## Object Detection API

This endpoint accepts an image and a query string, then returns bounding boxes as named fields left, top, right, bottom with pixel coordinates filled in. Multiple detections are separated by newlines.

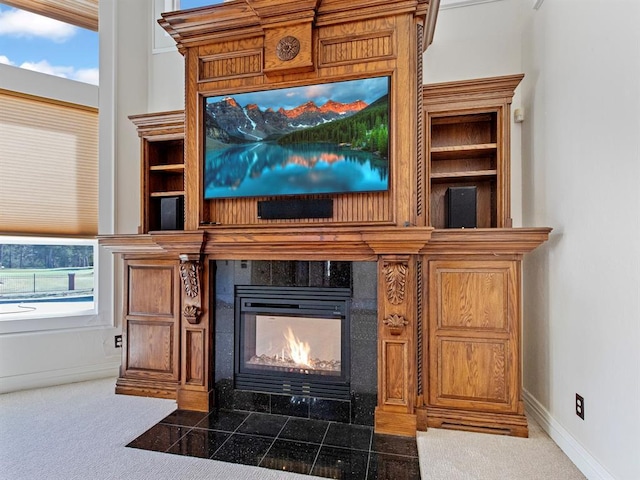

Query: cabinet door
left=122, top=258, right=180, bottom=382
left=427, top=258, right=519, bottom=413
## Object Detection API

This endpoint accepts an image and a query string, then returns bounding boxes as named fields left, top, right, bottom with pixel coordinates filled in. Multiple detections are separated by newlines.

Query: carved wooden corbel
left=179, top=255, right=202, bottom=324
left=382, top=261, right=408, bottom=305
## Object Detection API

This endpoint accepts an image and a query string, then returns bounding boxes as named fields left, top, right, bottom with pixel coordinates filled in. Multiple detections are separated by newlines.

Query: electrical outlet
left=114, top=335, right=123, bottom=348
left=575, top=393, right=584, bottom=420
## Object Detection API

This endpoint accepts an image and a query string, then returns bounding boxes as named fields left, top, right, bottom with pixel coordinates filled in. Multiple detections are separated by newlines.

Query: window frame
left=0, top=236, right=101, bottom=334
left=0, top=35, right=113, bottom=335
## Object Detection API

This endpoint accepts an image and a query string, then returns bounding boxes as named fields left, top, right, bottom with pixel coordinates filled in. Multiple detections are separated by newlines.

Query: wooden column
left=176, top=254, right=213, bottom=411
left=375, top=254, right=418, bottom=436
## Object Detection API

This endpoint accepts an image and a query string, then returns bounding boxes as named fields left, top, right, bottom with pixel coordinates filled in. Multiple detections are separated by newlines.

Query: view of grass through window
left=0, top=243, right=94, bottom=307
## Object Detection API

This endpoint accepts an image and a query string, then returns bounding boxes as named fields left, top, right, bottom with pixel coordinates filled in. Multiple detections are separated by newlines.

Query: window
left=0, top=2, right=98, bottom=85
left=0, top=237, right=95, bottom=322
left=179, top=0, right=224, bottom=8
left=0, top=2, right=103, bottom=333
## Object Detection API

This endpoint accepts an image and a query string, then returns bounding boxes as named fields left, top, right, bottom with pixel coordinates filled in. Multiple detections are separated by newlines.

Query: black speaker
left=446, top=186, right=477, bottom=228
left=257, top=198, right=333, bottom=220
left=160, top=196, right=184, bottom=230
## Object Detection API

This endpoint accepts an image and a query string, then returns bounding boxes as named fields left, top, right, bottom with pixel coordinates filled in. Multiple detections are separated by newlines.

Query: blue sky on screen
left=206, top=77, right=389, bottom=112
left=0, top=3, right=98, bottom=85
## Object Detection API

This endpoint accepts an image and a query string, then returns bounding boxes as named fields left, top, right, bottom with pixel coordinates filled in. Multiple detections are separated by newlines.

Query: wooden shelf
left=431, top=143, right=497, bottom=160
left=150, top=164, right=185, bottom=173
left=430, top=169, right=498, bottom=182
left=430, top=113, right=495, bottom=126
left=150, top=191, right=185, bottom=197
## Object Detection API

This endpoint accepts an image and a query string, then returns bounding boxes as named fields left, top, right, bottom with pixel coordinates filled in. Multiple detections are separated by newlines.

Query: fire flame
left=284, top=327, right=313, bottom=368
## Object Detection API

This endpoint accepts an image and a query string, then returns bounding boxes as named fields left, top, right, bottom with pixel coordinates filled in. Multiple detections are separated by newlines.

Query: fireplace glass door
left=235, top=286, right=350, bottom=399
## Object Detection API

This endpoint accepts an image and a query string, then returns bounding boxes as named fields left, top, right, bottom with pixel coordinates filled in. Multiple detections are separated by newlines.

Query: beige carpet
left=0, top=377, right=585, bottom=479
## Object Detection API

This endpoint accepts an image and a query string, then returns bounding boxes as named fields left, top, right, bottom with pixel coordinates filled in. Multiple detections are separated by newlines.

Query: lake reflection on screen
left=204, top=142, right=389, bottom=199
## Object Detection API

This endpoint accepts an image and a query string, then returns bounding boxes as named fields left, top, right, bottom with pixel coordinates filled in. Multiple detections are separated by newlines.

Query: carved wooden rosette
left=376, top=255, right=417, bottom=436
left=179, top=255, right=202, bottom=324
left=276, top=36, right=300, bottom=61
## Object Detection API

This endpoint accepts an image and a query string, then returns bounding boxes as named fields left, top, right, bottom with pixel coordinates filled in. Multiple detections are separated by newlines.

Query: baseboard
left=523, top=389, right=615, bottom=480
left=0, top=362, right=120, bottom=394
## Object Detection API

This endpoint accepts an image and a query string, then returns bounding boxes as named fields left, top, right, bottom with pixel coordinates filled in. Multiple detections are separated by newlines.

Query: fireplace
left=235, top=286, right=351, bottom=400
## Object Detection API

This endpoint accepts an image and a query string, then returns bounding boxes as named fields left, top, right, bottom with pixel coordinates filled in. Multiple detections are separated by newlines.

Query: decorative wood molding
left=100, top=227, right=433, bottom=260
left=179, top=255, right=202, bottom=325
left=383, top=314, right=409, bottom=335
left=179, top=260, right=200, bottom=298
left=199, top=51, right=263, bottom=82
left=422, top=228, right=552, bottom=255
left=183, top=305, right=201, bottom=324
left=128, top=111, right=184, bottom=138
left=319, top=31, right=395, bottom=66
left=416, top=25, right=425, bottom=220
left=416, top=260, right=424, bottom=396
left=276, top=36, right=301, bottom=61
left=423, top=74, right=525, bottom=107
left=382, top=261, right=409, bottom=305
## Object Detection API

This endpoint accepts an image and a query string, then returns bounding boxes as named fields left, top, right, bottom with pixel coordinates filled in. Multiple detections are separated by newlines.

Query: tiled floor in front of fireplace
left=127, top=409, right=421, bottom=479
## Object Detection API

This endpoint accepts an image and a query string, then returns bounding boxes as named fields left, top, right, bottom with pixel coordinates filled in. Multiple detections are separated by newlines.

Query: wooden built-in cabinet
left=424, top=75, right=523, bottom=229
left=116, top=257, right=181, bottom=399
left=129, top=111, right=185, bottom=233
left=421, top=253, right=527, bottom=436
left=414, top=74, right=536, bottom=436
left=100, top=0, right=551, bottom=439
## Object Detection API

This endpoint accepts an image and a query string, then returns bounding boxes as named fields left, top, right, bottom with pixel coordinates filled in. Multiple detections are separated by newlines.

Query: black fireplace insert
left=235, top=286, right=351, bottom=400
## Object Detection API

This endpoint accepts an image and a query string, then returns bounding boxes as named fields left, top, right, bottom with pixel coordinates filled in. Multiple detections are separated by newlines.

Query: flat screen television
left=203, top=76, right=390, bottom=200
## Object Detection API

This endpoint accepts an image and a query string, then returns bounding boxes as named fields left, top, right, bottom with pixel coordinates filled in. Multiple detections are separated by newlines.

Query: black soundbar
left=257, top=198, right=333, bottom=220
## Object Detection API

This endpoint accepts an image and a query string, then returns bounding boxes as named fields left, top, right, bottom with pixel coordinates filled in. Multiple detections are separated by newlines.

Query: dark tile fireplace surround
left=215, top=260, right=378, bottom=426
left=128, top=261, right=421, bottom=479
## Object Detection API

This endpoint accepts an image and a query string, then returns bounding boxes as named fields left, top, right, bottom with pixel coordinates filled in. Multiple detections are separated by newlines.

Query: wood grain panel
left=185, top=329, right=204, bottom=385
left=207, top=191, right=393, bottom=226
left=127, top=321, right=174, bottom=373
left=439, top=268, right=507, bottom=331
left=438, top=339, right=508, bottom=403
left=319, top=31, right=394, bottom=66
left=199, top=50, right=262, bottom=82
left=128, top=265, right=175, bottom=316
left=383, top=340, right=407, bottom=405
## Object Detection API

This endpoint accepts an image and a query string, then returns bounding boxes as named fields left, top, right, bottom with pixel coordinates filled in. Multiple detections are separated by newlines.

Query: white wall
left=521, top=1, right=640, bottom=479
left=425, top=1, right=640, bottom=478
left=423, top=0, right=525, bottom=226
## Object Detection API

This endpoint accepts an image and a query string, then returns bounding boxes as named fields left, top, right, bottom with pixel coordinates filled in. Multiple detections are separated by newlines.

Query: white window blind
left=0, top=90, right=98, bottom=237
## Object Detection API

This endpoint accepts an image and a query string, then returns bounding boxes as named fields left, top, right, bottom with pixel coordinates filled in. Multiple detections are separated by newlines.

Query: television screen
left=203, top=76, right=390, bottom=200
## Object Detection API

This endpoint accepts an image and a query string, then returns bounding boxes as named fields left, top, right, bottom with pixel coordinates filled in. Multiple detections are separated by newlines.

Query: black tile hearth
left=312, top=445, right=370, bottom=480
left=260, top=439, right=320, bottom=474
left=279, top=417, right=329, bottom=444
left=236, top=411, right=288, bottom=437
left=212, top=433, right=274, bottom=466
left=126, top=409, right=421, bottom=479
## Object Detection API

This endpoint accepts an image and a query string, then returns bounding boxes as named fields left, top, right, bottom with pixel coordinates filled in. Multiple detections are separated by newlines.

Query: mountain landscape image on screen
left=203, top=76, right=390, bottom=199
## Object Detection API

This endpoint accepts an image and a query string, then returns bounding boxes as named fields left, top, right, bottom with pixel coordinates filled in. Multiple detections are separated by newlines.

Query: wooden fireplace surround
left=100, top=0, right=550, bottom=438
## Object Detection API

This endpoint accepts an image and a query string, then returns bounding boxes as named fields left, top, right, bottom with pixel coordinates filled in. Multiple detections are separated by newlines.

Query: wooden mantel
left=100, top=226, right=435, bottom=260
